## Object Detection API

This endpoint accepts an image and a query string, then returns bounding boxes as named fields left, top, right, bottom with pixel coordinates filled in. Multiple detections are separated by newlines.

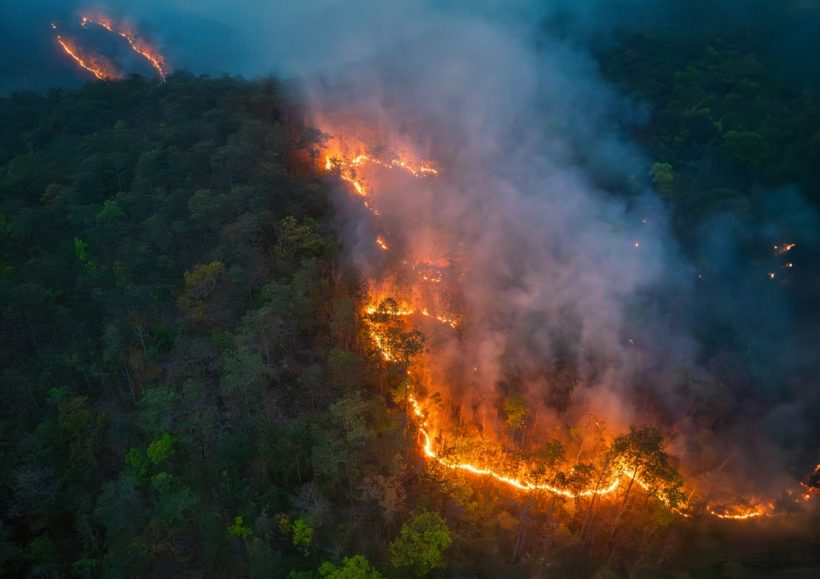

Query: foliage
left=649, top=162, right=676, bottom=198
left=503, top=393, right=528, bottom=431
left=0, top=75, right=345, bottom=577
left=228, top=515, right=252, bottom=539
left=612, top=425, right=684, bottom=508
left=146, top=433, right=175, bottom=465
left=319, top=554, right=384, bottom=578
left=389, top=511, right=452, bottom=576
left=291, top=518, right=314, bottom=555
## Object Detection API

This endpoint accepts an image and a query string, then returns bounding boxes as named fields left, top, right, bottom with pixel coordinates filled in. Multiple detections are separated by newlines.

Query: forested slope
left=1, top=25, right=820, bottom=576
left=0, top=74, right=409, bottom=577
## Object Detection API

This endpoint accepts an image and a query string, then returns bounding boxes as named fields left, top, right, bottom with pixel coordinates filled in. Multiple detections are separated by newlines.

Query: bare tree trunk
left=133, top=322, right=148, bottom=356
left=25, top=316, right=39, bottom=348
left=123, top=365, right=136, bottom=402
left=581, top=460, right=611, bottom=540
left=512, top=521, right=527, bottom=563
left=607, top=466, right=640, bottom=558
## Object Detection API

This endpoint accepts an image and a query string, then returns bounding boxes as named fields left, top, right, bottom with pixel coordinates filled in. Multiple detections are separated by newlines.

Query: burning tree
left=610, top=425, right=684, bottom=510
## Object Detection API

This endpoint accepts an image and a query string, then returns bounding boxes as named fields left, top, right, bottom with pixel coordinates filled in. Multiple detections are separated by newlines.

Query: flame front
left=52, top=15, right=166, bottom=81
left=81, top=15, right=167, bottom=81
left=707, top=505, right=768, bottom=520
left=54, top=26, right=119, bottom=80
left=410, top=394, right=624, bottom=499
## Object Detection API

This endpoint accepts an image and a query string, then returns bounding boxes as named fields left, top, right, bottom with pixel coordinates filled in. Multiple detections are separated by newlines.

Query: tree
left=188, top=188, right=230, bottom=233
left=389, top=512, right=451, bottom=576
left=98, top=199, right=125, bottom=223
left=607, top=425, right=684, bottom=554
left=275, top=215, right=324, bottom=260
left=146, top=433, right=175, bottom=465
left=319, top=554, right=383, bottom=579
left=720, top=130, right=772, bottom=170
left=178, top=261, right=225, bottom=321
left=276, top=514, right=314, bottom=556
left=220, top=346, right=267, bottom=423
left=370, top=307, right=425, bottom=365
left=228, top=516, right=252, bottom=540
left=535, top=439, right=564, bottom=468
left=611, top=425, right=683, bottom=511
left=366, top=298, right=426, bottom=411
left=57, top=395, right=105, bottom=480
left=649, top=162, right=677, bottom=198
left=503, top=393, right=528, bottom=444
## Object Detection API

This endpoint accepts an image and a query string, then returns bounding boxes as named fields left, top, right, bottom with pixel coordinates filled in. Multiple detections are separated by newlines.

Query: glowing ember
left=773, top=242, right=796, bottom=255
left=803, top=464, right=820, bottom=494
left=376, top=236, right=390, bottom=251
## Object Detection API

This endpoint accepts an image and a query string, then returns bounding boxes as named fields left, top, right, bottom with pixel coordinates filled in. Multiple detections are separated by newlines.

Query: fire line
left=52, top=15, right=167, bottom=81
left=81, top=15, right=167, bottom=81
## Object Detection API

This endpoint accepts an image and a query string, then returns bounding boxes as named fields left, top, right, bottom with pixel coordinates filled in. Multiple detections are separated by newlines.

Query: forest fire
left=707, top=505, right=769, bottom=520
left=52, top=24, right=118, bottom=80
left=410, top=394, right=623, bottom=499
left=322, top=139, right=438, bottom=203
left=81, top=15, right=167, bottom=80
left=319, top=126, right=818, bottom=524
left=52, top=15, right=166, bottom=81
left=8, top=3, right=820, bottom=573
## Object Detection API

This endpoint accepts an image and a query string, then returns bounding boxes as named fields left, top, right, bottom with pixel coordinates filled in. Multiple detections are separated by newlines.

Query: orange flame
left=707, top=499, right=777, bottom=520
left=322, top=141, right=437, bottom=204
left=773, top=242, right=796, bottom=255
left=55, top=32, right=119, bottom=80
left=53, top=15, right=166, bottom=81
left=81, top=15, right=167, bottom=81
left=410, top=395, right=623, bottom=498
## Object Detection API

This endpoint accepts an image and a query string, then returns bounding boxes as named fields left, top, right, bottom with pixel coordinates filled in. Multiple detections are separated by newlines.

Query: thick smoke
left=305, top=11, right=693, bottom=438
